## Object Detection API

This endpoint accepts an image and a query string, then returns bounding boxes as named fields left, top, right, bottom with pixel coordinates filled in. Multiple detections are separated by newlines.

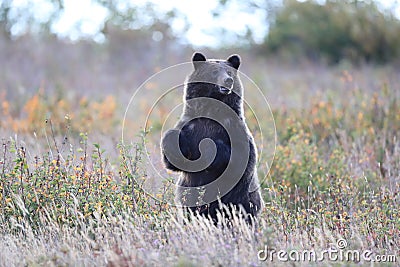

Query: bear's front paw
left=197, top=138, right=219, bottom=169
left=162, top=129, right=191, bottom=159
left=202, top=141, right=217, bottom=162
left=162, top=129, right=180, bottom=153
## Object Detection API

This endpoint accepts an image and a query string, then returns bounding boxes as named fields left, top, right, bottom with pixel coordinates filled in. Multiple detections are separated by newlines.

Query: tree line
left=1, top=0, right=399, bottom=64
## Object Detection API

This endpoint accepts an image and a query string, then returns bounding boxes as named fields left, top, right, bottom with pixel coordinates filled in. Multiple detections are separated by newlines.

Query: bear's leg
left=248, top=172, right=264, bottom=217
left=249, top=190, right=264, bottom=216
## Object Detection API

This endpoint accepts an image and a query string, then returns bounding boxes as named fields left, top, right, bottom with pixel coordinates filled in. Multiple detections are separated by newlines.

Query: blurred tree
left=214, top=0, right=280, bottom=47
left=0, top=0, right=182, bottom=42
left=0, top=0, right=11, bottom=36
left=0, top=0, right=57, bottom=37
left=215, top=0, right=400, bottom=63
left=0, top=0, right=63, bottom=37
left=264, top=0, right=400, bottom=63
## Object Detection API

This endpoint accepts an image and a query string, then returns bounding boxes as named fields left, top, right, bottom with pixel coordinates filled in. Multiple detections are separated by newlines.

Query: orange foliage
left=1, top=92, right=118, bottom=135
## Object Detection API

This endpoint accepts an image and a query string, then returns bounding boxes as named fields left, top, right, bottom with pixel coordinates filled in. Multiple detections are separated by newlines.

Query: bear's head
left=185, top=52, right=243, bottom=101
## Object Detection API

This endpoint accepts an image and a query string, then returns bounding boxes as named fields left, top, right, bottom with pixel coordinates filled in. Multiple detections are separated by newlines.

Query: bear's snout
left=218, top=77, right=234, bottom=95
left=224, top=77, right=234, bottom=89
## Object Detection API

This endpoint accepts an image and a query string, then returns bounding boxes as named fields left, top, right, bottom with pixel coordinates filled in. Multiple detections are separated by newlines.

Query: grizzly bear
left=161, top=52, right=263, bottom=221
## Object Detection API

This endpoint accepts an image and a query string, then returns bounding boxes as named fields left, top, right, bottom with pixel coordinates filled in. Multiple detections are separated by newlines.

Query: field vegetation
left=0, top=0, right=399, bottom=266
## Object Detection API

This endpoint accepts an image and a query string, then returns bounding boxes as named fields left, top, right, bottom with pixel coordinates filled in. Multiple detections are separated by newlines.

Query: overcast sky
left=9, top=0, right=400, bottom=47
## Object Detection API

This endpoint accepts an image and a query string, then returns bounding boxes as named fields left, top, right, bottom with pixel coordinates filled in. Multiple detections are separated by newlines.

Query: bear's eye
left=227, top=71, right=232, bottom=76
left=212, top=70, right=219, bottom=76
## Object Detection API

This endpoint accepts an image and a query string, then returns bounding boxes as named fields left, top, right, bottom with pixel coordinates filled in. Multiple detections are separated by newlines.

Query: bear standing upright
left=161, top=52, right=263, bottom=221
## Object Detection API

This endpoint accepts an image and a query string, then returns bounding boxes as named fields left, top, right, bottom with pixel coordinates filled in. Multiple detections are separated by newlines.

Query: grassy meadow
left=0, top=41, right=399, bottom=266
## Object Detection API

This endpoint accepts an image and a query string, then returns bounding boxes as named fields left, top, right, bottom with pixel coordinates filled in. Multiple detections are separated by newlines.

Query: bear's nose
left=224, top=77, right=234, bottom=88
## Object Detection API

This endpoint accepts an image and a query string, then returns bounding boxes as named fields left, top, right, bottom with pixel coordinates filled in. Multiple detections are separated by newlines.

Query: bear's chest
left=183, top=118, right=230, bottom=140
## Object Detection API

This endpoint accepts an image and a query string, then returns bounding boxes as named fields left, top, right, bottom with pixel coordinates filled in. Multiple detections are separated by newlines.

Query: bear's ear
left=227, top=54, right=241, bottom=70
left=192, top=52, right=206, bottom=63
